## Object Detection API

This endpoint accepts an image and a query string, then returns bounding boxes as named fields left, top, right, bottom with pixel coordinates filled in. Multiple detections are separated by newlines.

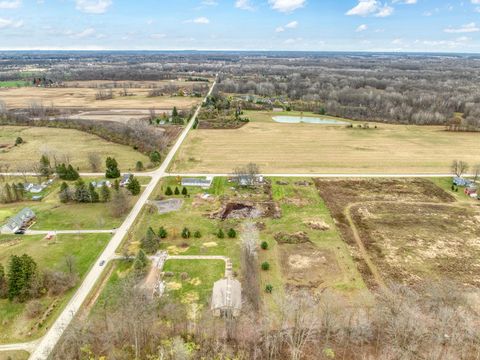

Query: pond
left=272, top=115, right=350, bottom=125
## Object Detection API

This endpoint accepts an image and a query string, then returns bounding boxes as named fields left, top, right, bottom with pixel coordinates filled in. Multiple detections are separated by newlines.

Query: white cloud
left=71, top=27, right=96, bottom=38
left=285, top=20, right=298, bottom=28
left=186, top=17, right=210, bottom=24
left=393, top=0, right=416, bottom=4
left=276, top=20, right=298, bottom=32
left=346, top=0, right=394, bottom=17
left=201, top=0, right=217, bottom=5
left=0, top=0, right=21, bottom=9
left=268, top=0, right=306, bottom=13
left=375, top=5, right=394, bottom=17
left=0, top=17, right=23, bottom=29
left=75, top=0, right=112, bottom=14
left=150, top=33, right=166, bottom=39
left=356, top=24, right=368, bottom=32
left=444, top=22, right=479, bottom=33
left=235, top=0, right=254, bottom=11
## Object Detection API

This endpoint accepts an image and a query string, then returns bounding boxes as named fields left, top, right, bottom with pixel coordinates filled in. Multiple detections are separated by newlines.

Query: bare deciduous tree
left=87, top=152, right=102, bottom=172
left=451, top=160, right=469, bottom=177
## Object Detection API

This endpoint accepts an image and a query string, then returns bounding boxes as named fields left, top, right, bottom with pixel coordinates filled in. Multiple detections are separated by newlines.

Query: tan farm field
left=0, top=87, right=201, bottom=110
left=172, top=111, right=480, bottom=174
left=0, top=126, right=149, bottom=172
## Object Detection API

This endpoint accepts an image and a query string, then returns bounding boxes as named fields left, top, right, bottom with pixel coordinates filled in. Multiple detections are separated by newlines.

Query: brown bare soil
left=279, top=242, right=339, bottom=289
left=351, top=202, right=480, bottom=286
left=315, top=178, right=480, bottom=287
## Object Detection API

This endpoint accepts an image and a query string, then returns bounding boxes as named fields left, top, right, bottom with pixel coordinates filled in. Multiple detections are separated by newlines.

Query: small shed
left=181, top=177, right=213, bottom=189
left=211, top=278, right=242, bottom=318
left=1, top=208, right=36, bottom=234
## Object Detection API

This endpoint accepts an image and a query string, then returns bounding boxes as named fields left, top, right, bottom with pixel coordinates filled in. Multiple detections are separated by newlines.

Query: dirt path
left=344, top=198, right=479, bottom=290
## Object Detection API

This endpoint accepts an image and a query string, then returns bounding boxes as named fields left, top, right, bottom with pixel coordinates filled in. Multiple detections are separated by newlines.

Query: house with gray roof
left=1, top=208, right=36, bottom=234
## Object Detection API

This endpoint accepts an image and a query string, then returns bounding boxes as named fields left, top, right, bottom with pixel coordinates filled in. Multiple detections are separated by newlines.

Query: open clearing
left=172, top=110, right=480, bottom=174
left=0, top=83, right=203, bottom=110
left=315, top=178, right=480, bottom=288
left=0, top=126, right=149, bottom=172
left=0, top=233, right=110, bottom=343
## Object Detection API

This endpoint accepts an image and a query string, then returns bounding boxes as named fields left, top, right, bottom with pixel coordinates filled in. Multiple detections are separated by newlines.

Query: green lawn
left=0, top=233, right=110, bottom=343
left=0, top=81, right=29, bottom=88
left=163, top=259, right=225, bottom=304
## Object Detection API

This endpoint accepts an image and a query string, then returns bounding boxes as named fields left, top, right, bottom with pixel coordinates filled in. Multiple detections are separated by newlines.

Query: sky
left=1, top=0, right=480, bottom=52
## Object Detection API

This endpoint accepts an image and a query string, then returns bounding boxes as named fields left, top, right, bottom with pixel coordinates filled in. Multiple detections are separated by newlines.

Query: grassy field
left=0, top=233, right=110, bottom=343
left=0, top=351, right=29, bottom=360
left=0, top=126, right=149, bottom=172
left=163, top=259, right=225, bottom=304
left=0, top=86, right=201, bottom=110
left=0, top=81, right=29, bottom=88
left=172, top=110, right=480, bottom=174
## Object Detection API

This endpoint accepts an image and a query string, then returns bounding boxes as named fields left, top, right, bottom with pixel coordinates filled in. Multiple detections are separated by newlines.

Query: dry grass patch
left=0, top=126, right=149, bottom=171
left=172, top=111, right=480, bottom=174
left=0, top=86, right=201, bottom=110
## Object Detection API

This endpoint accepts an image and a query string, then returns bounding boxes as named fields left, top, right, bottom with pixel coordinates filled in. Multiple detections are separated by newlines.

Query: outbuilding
left=181, top=177, right=213, bottom=189
left=211, top=278, right=242, bottom=318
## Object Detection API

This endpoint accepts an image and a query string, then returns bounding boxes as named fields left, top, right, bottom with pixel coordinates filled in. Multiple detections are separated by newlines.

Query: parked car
left=99, top=260, right=105, bottom=266
left=14, top=229, right=25, bottom=235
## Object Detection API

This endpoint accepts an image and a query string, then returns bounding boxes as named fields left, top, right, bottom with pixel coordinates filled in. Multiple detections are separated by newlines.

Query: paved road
left=0, top=340, right=39, bottom=353
left=25, top=230, right=116, bottom=235
left=26, top=77, right=218, bottom=360
left=0, top=172, right=154, bottom=177
left=168, top=172, right=462, bottom=178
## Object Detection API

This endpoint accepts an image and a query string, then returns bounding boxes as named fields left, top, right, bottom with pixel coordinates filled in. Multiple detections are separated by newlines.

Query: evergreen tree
left=7, top=254, right=37, bottom=302
left=158, top=226, right=168, bottom=239
left=12, top=183, right=19, bottom=202
left=0, top=263, right=7, bottom=299
left=4, top=183, right=12, bottom=203
left=39, top=155, right=52, bottom=177
left=133, top=249, right=148, bottom=272
left=74, top=179, right=90, bottom=203
left=174, top=187, right=180, bottom=195
left=127, top=176, right=141, bottom=196
left=15, top=137, right=23, bottom=145
left=55, top=163, right=67, bottom=179
left=66, top=164, right=80, bottom=180
left=100, top=183, right=111, bottom=202
left=141, top=227, right=159, bottom=254
left=135, top=161, right=144, bottom=171
left=172, top=106, right=179, bottom=118
left=181, top=187, right=188, bottom=196
left=16, top=183, right=24, bottom=200
left=113, top=179, right=120, bottom=191
left=193, top=230, right=202, bottom=238
left=165, top=186, right=173, bottom=196
left=181, top=227, right=191, bottom=239
left=88, top=183, right=100, bottom=203
left=217, top=229, right=225, bottom=239
left=227, top=228, right=237, bottom=238
left=105, top=157, right=120, bottom=179
left=149, top=151, right=161, bottom=164
left=59, top=182, right=70, bottom=203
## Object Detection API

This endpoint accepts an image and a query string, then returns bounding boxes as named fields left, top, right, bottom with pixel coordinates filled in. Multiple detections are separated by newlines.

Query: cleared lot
left=172, top=111, right=480, bottom=174
left=0, top=126, right=149, bottom=172
left=0, top=87, right=201, bottom=110
left=315, top=178, right=480, bottom=288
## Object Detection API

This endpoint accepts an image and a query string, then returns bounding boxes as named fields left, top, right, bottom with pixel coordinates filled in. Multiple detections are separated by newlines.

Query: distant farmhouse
left=211, top=278, right=242, bottom=318
left=120, top=174, right=133, bottom=187
left=1, top=208, right=36, bottom=234
left=181, top=177, right=213, bottom=189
